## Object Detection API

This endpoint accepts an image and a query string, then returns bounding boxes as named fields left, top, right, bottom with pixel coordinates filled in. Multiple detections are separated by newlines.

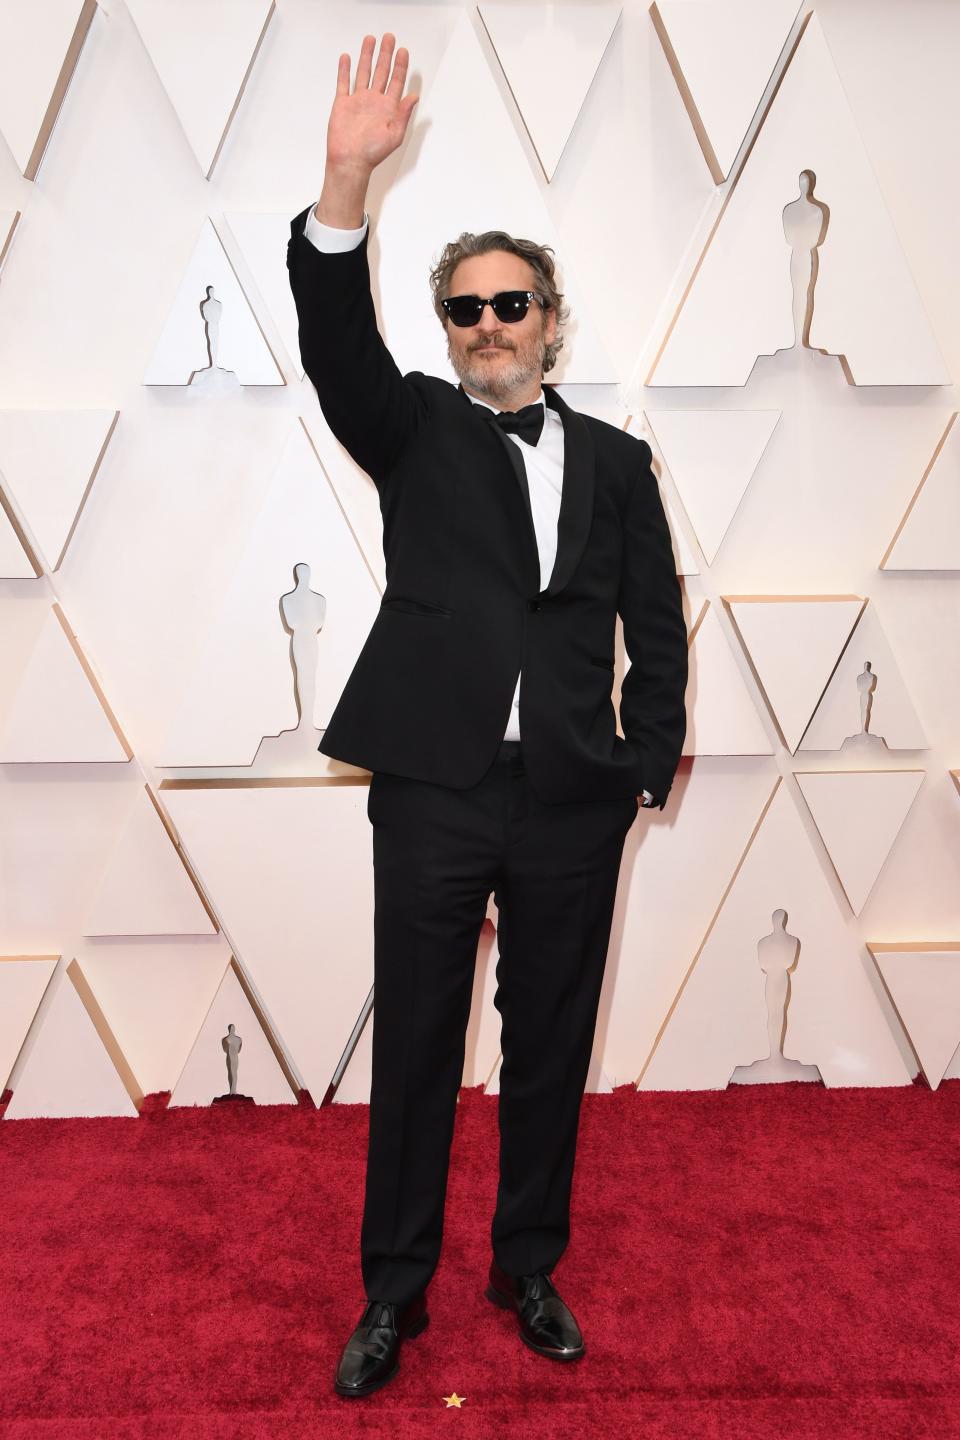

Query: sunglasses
left=440, top=290, right=546, bottom=327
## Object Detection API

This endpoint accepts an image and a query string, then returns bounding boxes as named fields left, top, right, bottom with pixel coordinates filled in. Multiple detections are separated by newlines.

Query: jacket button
left=527, top=599, right=541, bottom=612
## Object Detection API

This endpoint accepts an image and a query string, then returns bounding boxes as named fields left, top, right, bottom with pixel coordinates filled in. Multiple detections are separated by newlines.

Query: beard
left=446, top=324, right=547, bottom=403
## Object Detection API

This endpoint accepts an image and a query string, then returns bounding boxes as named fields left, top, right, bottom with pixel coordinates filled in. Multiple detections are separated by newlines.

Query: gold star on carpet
left=443, top=1392, right=465, bottom=1408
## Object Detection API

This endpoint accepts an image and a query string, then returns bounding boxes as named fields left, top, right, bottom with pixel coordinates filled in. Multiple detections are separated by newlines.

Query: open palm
left=327, top=33, right=419, bottom=173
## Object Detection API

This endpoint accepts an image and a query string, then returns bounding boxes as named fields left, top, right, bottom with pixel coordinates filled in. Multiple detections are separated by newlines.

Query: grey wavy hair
left=428, top=229, right=571, bottom=374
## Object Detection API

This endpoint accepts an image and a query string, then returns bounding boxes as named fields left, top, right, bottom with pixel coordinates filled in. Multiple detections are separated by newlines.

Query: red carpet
left=2, top=1080, right=958, bottom=1438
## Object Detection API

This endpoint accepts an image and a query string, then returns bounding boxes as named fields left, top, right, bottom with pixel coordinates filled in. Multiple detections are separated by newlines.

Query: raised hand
left=327, top=33, right=419, bottom=175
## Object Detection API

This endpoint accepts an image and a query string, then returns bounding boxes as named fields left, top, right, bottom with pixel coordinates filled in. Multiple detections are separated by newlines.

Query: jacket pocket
left=590, top=656, right=615, bottom=671
left=381, top=596, right=454, bottom=619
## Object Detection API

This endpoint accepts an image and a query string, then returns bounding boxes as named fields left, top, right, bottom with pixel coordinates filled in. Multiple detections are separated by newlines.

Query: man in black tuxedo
left=286, top=33, right=688, bottom=1400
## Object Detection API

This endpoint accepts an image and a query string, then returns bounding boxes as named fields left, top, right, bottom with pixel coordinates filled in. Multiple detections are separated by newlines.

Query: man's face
left=443, top=250, right=557, bottom=403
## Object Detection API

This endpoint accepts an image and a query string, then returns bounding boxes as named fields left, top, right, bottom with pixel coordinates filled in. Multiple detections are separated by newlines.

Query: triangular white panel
left=300, top=413, right=388, bottom=594
left=684, top=602, right=773, bottom=756
left=0, top=409, right=117, bottom=572
left=143, top=218, right=284, bottom=387
left=640, top=781, right=912, bottom=1089
left=83, top=786, right=216, bottom=936
left=479, top=4, right=622, bottom=181
left=126, top=0, right=274, bottom=178
left=0, top=493, right=38, bottom=577
left=647, top=410, right=780, bottom=564
left=658, top=488, right=699, bottom=577
left=725, top=596, right=864, bottom=753
left=799, top=601, right=928, bottom=752
left=0, top=605, right=130, bottom=762
left=0, top=956, right=59, bottom=1092
left=224, top=210, right=305, bottom=377
left=4, top=963, right=139, bottom=1119
left=648, top=13, right=950, bottom=386
left=868, top=944, right=960, bottom=1091
left=43, top=405, right=292, bottom=765
left=0, top=0, right=97, bottom=179
left=602, top=764, right=777, bottom=1086
left=78, top=942, right=228, bottom=1098
left=651, top=0, right=801, bottom=181
left=160, top=783, right=375, bottom=1105
left=796, top=770, right=925, bottom=915
left=882, top=413, right=960, bottom=572
left=375, top=12, right=617, bottom=385
left=169, top=960, right=296, bottom=1107
left=624, top=415, right=699, bottom=574
left=0, top=598, right=47, bottom=718
left=159, top=423, right=383, bottom=765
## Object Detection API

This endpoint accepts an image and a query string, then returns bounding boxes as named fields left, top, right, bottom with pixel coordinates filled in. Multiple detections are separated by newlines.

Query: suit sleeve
left=286, top=203, right=427, bottom=486
left=617, top=442, right=688, bottom=810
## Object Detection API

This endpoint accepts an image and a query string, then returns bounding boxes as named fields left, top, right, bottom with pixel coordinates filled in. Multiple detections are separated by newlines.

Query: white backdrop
left=1, top=0, right=958, bottom=1118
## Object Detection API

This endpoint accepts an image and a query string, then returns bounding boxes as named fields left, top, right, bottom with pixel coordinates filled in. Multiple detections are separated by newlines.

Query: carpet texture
left=2, top=1079, right=958, bottom=1438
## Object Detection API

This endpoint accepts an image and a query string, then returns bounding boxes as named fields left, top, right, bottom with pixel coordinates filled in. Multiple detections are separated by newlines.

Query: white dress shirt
left=301, top=204, right=654, bottom=803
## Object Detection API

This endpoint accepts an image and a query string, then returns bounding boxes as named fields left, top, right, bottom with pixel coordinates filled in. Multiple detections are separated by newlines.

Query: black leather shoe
left=333, top=1293, right=429, bottom=1398
left=484, top=1259, right=585, bottom=1360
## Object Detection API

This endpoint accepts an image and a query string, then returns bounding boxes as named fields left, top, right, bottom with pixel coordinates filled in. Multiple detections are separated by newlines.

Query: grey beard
left=448, top=338, right=545, bottom=401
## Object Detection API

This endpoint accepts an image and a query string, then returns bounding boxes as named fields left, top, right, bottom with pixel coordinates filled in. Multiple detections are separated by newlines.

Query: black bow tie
left=482, top=400, right=545, bottom=447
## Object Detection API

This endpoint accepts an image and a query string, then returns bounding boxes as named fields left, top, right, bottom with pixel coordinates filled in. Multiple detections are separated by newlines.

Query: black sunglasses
left=440, top=290, right=546, bottom=327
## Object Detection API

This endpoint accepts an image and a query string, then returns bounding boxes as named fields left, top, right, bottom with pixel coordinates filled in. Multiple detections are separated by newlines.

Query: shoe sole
left=483, top=1284, right=585, bottom=1362
left=333, top=1310, right=430, bottom=1398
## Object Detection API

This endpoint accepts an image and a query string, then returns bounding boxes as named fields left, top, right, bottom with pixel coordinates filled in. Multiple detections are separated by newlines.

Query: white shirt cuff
left=303, top=201, right=369, bottom=252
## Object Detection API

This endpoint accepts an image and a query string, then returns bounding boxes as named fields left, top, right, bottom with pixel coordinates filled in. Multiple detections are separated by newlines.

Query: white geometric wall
left=1, top=0, right=958, bottom=1118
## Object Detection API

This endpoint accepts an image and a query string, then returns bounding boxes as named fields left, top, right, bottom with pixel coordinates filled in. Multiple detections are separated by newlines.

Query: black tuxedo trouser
left=360, top=739, right=638, bottom=1304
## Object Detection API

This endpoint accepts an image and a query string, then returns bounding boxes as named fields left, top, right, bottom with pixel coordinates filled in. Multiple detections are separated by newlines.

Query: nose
left=475, top=302, right=500, bottom=331
left=472, top=303, right=512, bottom=348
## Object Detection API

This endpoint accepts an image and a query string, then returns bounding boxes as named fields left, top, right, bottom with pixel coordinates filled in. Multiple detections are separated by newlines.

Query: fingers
left=350, top=32, right=407, bottom=97
left=386, top=44, right=409, bottom=100
left=371, top=32, right=396, bottom=92
left=353, top=33, right=375, bottom=92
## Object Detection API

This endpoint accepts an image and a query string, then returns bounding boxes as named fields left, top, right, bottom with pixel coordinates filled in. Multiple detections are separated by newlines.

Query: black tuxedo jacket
left=286, top=203, right=688, bottom=808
